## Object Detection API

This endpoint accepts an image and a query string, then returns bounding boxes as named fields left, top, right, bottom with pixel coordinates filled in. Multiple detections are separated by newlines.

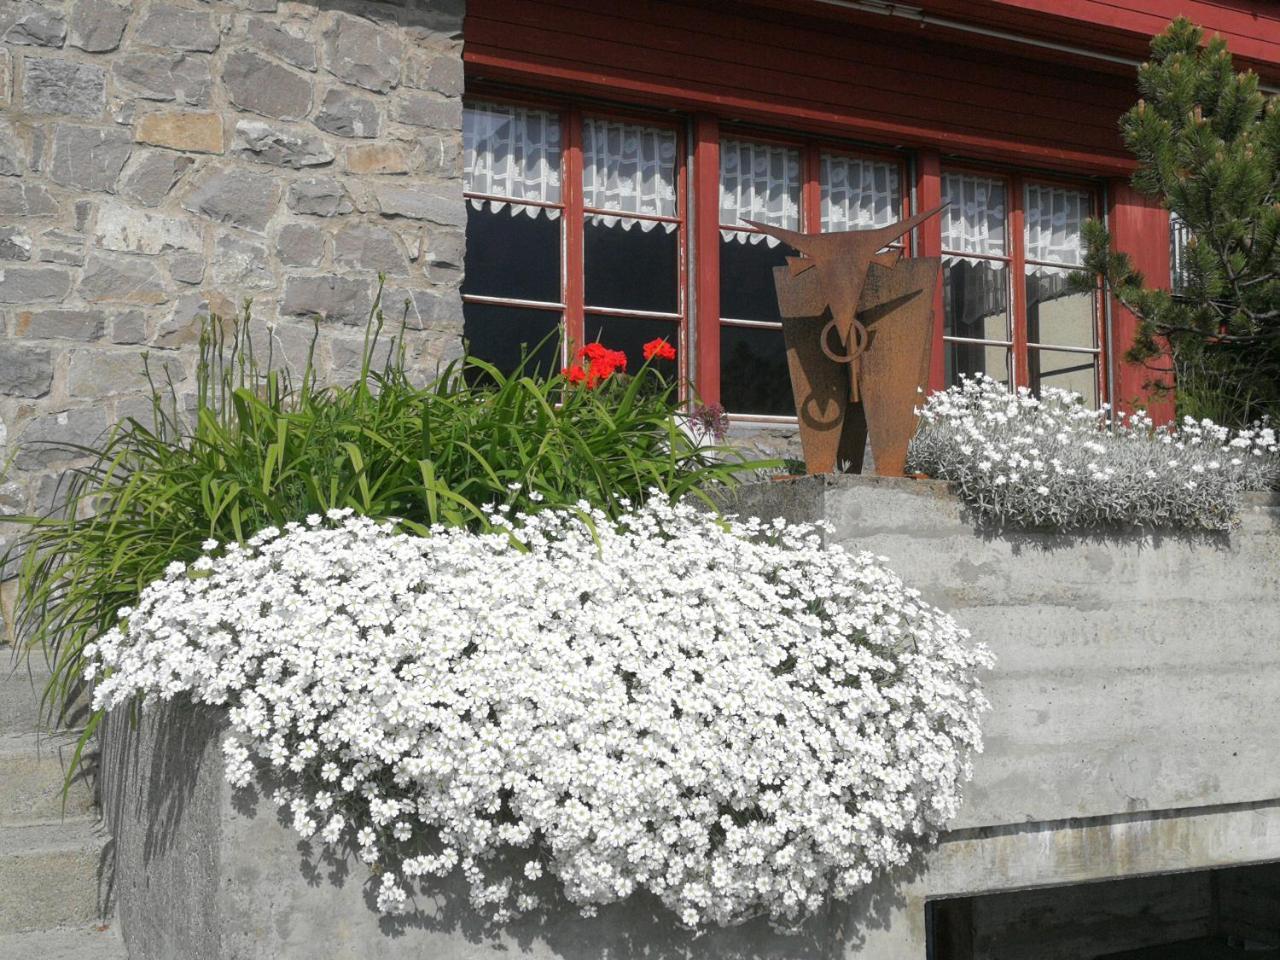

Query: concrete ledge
left=99, top=477, right=1280, bottom=959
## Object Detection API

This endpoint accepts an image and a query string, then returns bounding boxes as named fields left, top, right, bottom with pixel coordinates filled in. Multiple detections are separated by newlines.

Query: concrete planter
left=100, top=477, right=1280, bottom=959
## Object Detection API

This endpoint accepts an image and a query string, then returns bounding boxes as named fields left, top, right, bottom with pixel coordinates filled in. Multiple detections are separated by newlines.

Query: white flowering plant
left=86, top=498, right=991, bottom=928
left=907, top=375, right=1280, bottom=531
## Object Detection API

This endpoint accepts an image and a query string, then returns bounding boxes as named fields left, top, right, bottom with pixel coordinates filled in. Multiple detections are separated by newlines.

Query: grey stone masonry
left=0, top=0, right=467, bottom=523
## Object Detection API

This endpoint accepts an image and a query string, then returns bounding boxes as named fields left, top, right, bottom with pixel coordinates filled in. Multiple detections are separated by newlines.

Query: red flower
left=562, top=364, right=588, bottom=385
left=572, top=342, right=628, bottom=388
left=643, top=338, right=677, bottom=362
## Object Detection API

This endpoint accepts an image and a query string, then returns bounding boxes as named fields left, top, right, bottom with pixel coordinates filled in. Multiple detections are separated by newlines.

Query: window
left=461, top=102, right=564, bottom=379
left=717, top=140, right=903, bottom=416
left=461, top=97, right=1104, bottom=413
left=941, top=170, right=1099, bottom=405
left=717, top=139, right=802, bottom=417
left=462, top=101, right=684, bottom=383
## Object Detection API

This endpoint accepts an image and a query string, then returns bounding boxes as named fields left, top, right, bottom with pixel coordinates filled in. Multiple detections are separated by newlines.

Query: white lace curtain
left=463, top=102, right=562, bottom=218
left=582, top=118, right=678, bottom=232
left=941, top=173, right=1007, bottom=256
left=1024, top=184, right=1087, bottom=266
left=820, top=155, right=900, bottom=233
left=719, top=140, right=801, bottom=245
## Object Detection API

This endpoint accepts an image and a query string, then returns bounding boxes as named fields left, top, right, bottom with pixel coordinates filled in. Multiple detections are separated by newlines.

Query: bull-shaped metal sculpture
left=744, top=203, right=947, bottom=477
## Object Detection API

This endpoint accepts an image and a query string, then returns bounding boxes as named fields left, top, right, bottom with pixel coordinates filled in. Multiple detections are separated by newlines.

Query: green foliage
left=1074, top=17, right=1280, bottom=424
left=2, top=294, right=768, bottom=740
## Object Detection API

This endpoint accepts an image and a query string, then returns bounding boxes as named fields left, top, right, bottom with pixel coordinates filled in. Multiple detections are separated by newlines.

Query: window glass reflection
left=720, top=325, right=794, bottom=416
left=943, top=257, right=1009, bottom=342
left=945, top=340, right=1011, bottom=389
left=461, top=204, right=562, bottom=303
left=1029, top=348, right=1098, bottom=405
left=462, top=302, right=561, bottom=383
left=584, top=217, right=679, bottom=314
left=720, top=235, right=790, bottom=323
left=1026, top=266, right=1095, bottom=349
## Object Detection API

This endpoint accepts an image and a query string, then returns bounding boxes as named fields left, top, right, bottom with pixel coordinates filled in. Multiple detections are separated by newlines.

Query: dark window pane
left=720, top=324, right=794, bottom=416
left=943, top=257, right=1009, bottom=342
left=1029, top=348, right=1098, bottom=406
left=461, top=203, right=561, bottom=303
left=584, top=218, right=679, bottom=314
left=584, top=314, right=680, bottom=382
left=462, top=302, right=561, bottom=383
left=720, top=234, right=789, bottom=323
left=1026, top=266, right=1095, bottom=348
left=945, top=340, right=1010, bottom=388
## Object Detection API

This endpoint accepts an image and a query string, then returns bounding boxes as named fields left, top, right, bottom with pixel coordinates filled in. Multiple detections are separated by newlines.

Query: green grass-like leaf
left=2, top=288, right=772, bottom=784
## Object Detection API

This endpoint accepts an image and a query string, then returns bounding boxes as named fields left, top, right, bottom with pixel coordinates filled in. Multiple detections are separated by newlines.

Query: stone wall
left=0, top=0, right=466, bottom=532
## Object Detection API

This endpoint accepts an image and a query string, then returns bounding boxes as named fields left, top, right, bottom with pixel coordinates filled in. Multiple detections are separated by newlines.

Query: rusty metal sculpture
left=745, top=203, right=947, bottom=477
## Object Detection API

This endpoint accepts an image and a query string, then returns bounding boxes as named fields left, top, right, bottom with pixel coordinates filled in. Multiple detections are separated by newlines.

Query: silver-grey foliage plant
left=906, top=376, right=1280, bottom=531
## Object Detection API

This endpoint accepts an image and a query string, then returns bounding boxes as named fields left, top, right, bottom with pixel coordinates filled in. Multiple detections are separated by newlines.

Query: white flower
left=88, top=502, right=992, bottom=929
left=905, top=374, right=1279, bottom=531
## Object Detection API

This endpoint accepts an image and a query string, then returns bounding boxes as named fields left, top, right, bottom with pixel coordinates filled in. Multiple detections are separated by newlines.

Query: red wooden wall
left=465, top=0, right=1140, bottom=176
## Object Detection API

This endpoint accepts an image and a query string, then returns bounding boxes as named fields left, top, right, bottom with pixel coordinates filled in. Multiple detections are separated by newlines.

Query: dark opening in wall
left=928, top=862, right=1280, bottom=960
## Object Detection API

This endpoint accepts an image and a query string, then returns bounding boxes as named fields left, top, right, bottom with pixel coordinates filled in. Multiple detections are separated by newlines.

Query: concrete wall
left=100, top=477, right=1280, bottom=959
left=0, top=0, right=466, bottom=530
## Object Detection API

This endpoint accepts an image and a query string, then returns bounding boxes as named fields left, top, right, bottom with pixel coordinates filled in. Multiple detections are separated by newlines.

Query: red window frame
left=461, top=91, right=688, bottom=392
left=937, top=163, right=1105, bottom=403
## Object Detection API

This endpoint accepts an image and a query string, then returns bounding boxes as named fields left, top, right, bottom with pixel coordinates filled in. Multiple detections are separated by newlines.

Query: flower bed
left=907, top=376, right=1280, bottom=530
left=86, top=498, right=990, bottom=928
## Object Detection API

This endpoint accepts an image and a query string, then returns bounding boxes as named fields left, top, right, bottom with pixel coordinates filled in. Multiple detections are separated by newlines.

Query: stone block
left=419, top=225, right=464, bottom=268
left=333, top=222, right=407, bottom=275
left=0, top=265, right=73, bottom=302
left=314, top=88, right=380, bottom=138
left=14, top=407, right=109, bottom=470
left=0, top=181, right=58, bottom=217
left=343, top=142, right=409, bottom=175
left=112, top=52, right=212, bottom=106
left=322, top=12, right=401, bottom=93
left=0, top=343, right=53, bottom=397
left=276, top=222, right=325, bottom=267
left=170, top=250, right=205, bottom=285
left=47, top=123, right=132, bottom=191
left=394, top=91, right=461, bottom=129
left=183, top=166, right=281, bottom=234
left=3, top=2, right=66, bottom=47
left=93, top=199, right=202, bottom=255
left=117, top=149, right=195, bottom=206
left=385, top=284, right=463, bottom=333
left=212, top=232, right=274, bottom=291
left=79, top=253, right=170, bottom=305
left=0, top=228, right=32, bottom=261
left=418, top=131, right=462, bottom=178
left=374, top=183, right=464, bottom=226
left=20, top=57, right=106, bottom=118
left=37, top=228, right=86, bottom=266
left=246, top=17, right=315, bottom=71
left=110, top=310, right=147, bottom=343
left=0, top=49, right=9, bottom=108
left=15, top=308, right=107, bottom=341
left=223, top=49, right=312, bottom=121
left=233, top=120, right=335, bottom=168
left=135, top=4, right=221, bottom=53
left=0, top=122, right=19, bottom=178
left=68, top=0, right=131, bottom=52
left=286, top=177, right=353, bottom=216
left=134, top=110, right=225, bottom=154
left=67, top=347, right=182, bottom=397
left=282, top=275, right=374, bottom=325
